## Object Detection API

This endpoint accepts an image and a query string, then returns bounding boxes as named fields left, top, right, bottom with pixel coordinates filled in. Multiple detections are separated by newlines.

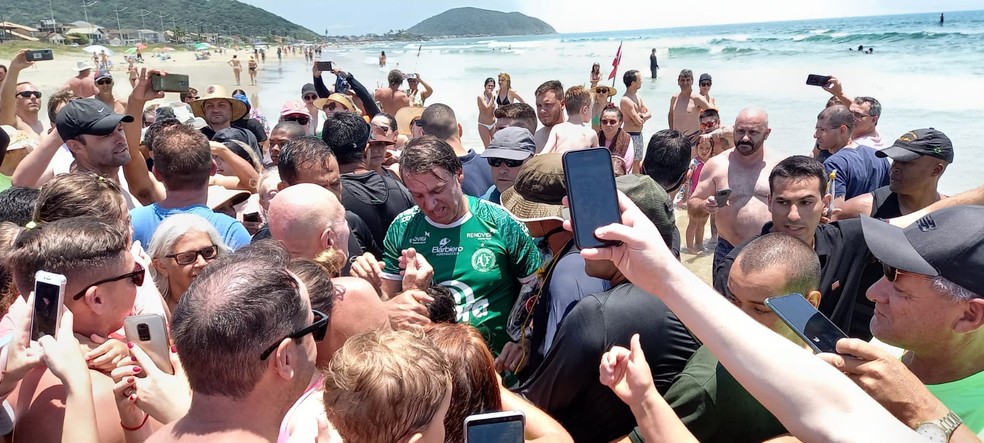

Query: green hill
left=2, top=0, right=318, bottom=41
left=408, top=7, right=556, bottom=37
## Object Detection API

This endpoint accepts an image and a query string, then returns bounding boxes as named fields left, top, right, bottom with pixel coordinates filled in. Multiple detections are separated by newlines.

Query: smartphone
left=123, top=314, right=173, bottom=374
left=242, top=212, right=260, bottom=223
left=464, top=411, right=525, bottom=443
left=805, top=74, right=831, bottom=87
left=716, top=188, right=732, bottom=207
left=151, top=73, right=190, bottom=93
left=316, top=61, right=333, bottom=72
left=563, top=148, right=622, bottom=249
left=764, top=294, right=848, bottom=354
left=25, top=49, right=54, bottom=62
left=32, top=271, right=67, bottom=342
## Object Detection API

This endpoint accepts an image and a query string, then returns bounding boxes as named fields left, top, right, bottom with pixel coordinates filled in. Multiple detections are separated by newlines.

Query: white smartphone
left=32, top=271, right=67, bottom=342
left=464, top=410, right=525, bottom=443
left=123, top=314, right=172, bottom=375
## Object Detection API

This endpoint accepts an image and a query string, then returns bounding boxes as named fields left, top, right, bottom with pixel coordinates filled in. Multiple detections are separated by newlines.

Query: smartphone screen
left=805, top=74, right=831, bottom=87
left=465, top=411, right=524, bottom=443
left=32, top=273, right=66, bottom=341
left=765, top=294, right=848, bottom=354
left=563, top=148, right=621, bottom=249
left=151, top=74, right=190, bottom=93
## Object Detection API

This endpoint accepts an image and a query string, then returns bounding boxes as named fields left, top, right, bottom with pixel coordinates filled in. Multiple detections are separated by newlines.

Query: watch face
left=916, top=423, right=947, bottom=442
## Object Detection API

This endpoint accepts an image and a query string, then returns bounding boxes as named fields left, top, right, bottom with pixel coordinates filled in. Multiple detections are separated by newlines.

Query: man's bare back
left=65, top=76, right=98, bottom=98
left=540, top=122, right=599, bottom=154
left=690, top=148, right=776, bottom=246
left=374, top=87, right=410, bottom=115
left=619, top=93, right=647, bottom=133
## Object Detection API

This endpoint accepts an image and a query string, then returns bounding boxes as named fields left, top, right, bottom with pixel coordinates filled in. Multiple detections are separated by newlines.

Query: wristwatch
left=915, top=411, right=963, bottom=442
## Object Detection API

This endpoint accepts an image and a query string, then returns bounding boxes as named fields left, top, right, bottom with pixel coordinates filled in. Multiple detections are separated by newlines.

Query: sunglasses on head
left=16, top=91, right=42, bottom=99
left=303, top=94, right=318, bottom=101
left=72, top=263, right=145, bottom=300
left=488, top=158, right=524, bottom=168
left=97, top=78, right=113, bottom=85
left=259, top=310, right=329, bottom=360
left=881, top=262, right=932, bottom=283
left=284, top=115, right=310, bottom=125
left=166, top=244, right=219, bottom=266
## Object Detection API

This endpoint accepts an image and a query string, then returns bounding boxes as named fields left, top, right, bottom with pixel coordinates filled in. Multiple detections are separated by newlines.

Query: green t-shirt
left=382, top=196, right=540, bottom=353
left=927, top=369, right=984, bottom=437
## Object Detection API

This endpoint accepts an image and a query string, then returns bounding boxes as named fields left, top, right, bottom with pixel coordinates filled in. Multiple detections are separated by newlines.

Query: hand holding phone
left=715, top=188, right=732, bottom=208
left=464, top=411, right=525, bottom=443
left=25, top=49, right=54, bottom=62
left=806, top=74, right=832, bottom=87
left=124, top=314, right=173, bottom=374
left=316, top=61, right=333, bottom=72
left=150, top=73, right=190, bottom=93
left=32, top=271, right=67, bottom=342
left=563, top=148, right=622, bottom=249
left=764, top=294, right=848, bottom=354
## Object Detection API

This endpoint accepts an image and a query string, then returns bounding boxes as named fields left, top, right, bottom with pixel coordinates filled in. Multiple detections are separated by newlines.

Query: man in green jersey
left=379, top=136, right=540, bottom=354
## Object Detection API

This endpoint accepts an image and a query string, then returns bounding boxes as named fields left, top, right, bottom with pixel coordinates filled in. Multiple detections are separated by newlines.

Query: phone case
left=32, top=271, right=67, bottom=341
left=563, top=148, right=621, bottom=250
left=123, top=314, right=173, bottom=374
left=764, top=294, right=847, bottom=354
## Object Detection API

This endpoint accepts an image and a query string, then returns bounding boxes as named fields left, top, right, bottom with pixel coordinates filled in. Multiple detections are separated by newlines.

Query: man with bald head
left=268, top=183, right=351, bottom=263
left=688, top=107, right=778, bottom=280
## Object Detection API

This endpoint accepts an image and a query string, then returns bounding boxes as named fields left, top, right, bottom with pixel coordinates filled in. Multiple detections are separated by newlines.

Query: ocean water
left=256, top=10, right=984, bottom=194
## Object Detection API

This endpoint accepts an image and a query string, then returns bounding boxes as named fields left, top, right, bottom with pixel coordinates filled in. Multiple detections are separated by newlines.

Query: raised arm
left=821, top=76, right=854, bottom=108
left=0, top=50, right=31, bottom=127
left=338, top=69, right=379, bottom=118
left=312, top=63, right=330, bottom=98
left=416, top=74, right=433, bottom=101
left=11, top=127, right=63, bottom=187
left=122, top=68, right=166, bottom=205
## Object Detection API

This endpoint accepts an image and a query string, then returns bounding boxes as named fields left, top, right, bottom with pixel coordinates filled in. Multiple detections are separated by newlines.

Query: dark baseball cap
left=699, top=73, right=712, bottom=83
left=861, top=206, right=984, bottom=295
left=301, top=83, right=317, bottom=97
left=481, top=127, right=535, bottom=161
left=876, top=128, right=953, bottom=163
left=55, top=98, right=134, bottom=140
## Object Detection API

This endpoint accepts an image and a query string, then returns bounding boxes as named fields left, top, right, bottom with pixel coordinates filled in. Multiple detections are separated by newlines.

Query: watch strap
left=939, top=411, right=963, bottom=438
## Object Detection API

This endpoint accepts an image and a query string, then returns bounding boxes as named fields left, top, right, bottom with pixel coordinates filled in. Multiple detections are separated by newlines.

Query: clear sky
left=240, top=0, right=981, bottom=35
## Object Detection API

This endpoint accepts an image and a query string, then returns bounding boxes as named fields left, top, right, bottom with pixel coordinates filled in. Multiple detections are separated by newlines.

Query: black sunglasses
left=881, top=262, right=931, bottom=283
left=284, top=116, right=310, bottom=125
left=72, top=263, right=145, bottom=300
left=302, top=94, right=318, bottom=101
left=699, top=82, right=711, bottom=87
left=17, top=91, right=42, bottom=99
left=97, top=79, right=114, bottom=85
left=488, top=158, right=524, bottom=168
left=259, top=310, right=329, bottom=360
left=166, top=244, right=219, bottom=266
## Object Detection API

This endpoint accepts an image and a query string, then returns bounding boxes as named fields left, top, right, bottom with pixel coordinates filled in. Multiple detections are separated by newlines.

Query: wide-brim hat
left=75, top=61, right=94, bottom=72
left=395, top=106, right=425, bottom=136
left=500, top=153, right=567, bottom=222
left=592, top=85, right=618, bottom=97
left=191, top=85, right=250, bottom=121
left=206, top=185, right=251, bottom=210
left=313, top=93, right=358, bottom=114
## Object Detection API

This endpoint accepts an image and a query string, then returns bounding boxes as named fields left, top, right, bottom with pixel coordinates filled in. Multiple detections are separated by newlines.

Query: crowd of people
left=0, top=44, right=982, bottom=443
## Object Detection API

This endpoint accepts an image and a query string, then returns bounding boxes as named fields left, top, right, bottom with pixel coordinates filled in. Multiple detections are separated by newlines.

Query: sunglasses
left=852, top=111, right=872, bottom=120
left=259, top=309, right=329, bottom=360
left=186, top=96, right=200, bottom=100
left=700, top=121, right=719, bottom=129
left=97, top=79, right=113, bottom=85
left=488, top=158, right=524, bottom=168
left=699, top=82, right=711, bottom=87
left=16, top=91, right=42, bottom=99
left=302, top=94, right=318, bottom=101
left=597, top=87, right=610, bottom=94
left=284, top=116, right=310, bottom=125
left=166, top=244, right=219, bottom=266
left=601, top=119, right=619, bottom=125
left=881, top=262, right=932, bottom=283
left=72, top=263, right=145, bottom=300
left=326, top=102, right=340, bottom=111
left=372, top=124, right=391, bottom=132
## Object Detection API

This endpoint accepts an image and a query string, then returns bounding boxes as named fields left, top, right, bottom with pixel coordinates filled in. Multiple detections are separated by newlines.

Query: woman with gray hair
left=148, top=214, right=231, bottom=315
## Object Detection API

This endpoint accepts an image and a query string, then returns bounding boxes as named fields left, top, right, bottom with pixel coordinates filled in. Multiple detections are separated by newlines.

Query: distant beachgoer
left=940, top=13, right=944, bottom=24
left=620, top=70, right=652, bottom=172
left=247, top=56, right=258, bottom=86
left=379, top=50, right=386, bottom=67
left=374, top=69, right=410, bottom=115
left=478, top=77, right=497, bottom=148
left=62, top=61, right=98, bottom=98
left=590, top=63, right=601, bottom=88
left=127, top=59, right=138, bottom=88
left=495, top=73, right=525, bottom=108
left=650, top=48, right=659, bottom=78
left=93, top=69, right=126, bottom=114
left=228, top=55, right=242, bottom=86
left=406, top=73, right=432, bottom=107
left=858, top=45, right=864, bottom=52
left=590, top=85, right=617, bottom=131
left=99, top=50, right=109, bottom=70
left=698, top=73, right=717, bottom=109
left=277, top=46, right=282, bottom=61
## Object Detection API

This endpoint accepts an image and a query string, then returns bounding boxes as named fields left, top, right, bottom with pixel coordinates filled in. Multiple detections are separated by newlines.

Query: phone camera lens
left=137, top=323, right=151, bottom=341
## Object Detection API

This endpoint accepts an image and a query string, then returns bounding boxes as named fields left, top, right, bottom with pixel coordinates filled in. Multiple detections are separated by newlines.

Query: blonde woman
left=495, top=72, right=525, bottom=108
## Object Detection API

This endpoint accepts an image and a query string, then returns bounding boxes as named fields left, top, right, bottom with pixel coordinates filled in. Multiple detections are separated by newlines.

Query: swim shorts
left=628, top=132, right=643, bottom=161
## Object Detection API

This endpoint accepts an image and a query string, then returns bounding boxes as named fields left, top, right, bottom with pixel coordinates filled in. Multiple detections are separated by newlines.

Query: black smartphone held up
left=805, top=74, right=831, bottom=87
left=764, top=294, right=848, bottom=354
left=32, top=271, right=67, bottom=342
left=151, top=73, right=190, bottom=93
left=716, top=188, right=732, bottom=207
left=563, top=148, right=622, bottom=250
left=464, top=411, right=525, bottom=443
left=124, top=314, right=173, bottom=374
left=25, top=49, right=54, bottom=62
left=316, top=61, right=333, bottom=72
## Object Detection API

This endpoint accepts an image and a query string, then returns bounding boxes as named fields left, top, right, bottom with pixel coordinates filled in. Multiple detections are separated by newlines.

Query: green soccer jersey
left=383, top=196, right=540, bottom=353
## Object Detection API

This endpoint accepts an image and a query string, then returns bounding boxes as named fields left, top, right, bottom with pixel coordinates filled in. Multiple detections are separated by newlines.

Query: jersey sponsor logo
left=466, top=232, right=493, bottom=239
left=471, top=248, right=496, bottom=272
left=442, top=280, right=489, bottom=323
left=432, top=237, right=464, bottom=256
left=409, top=231, right=431, bottom=245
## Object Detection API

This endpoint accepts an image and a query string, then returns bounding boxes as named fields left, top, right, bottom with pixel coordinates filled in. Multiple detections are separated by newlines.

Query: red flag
left=608, top=42, right=622, bottom=80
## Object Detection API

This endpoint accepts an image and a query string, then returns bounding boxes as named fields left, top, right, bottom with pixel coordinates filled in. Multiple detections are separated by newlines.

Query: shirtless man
left=533, top=80, right=566, bottom=152
left=619, top=70, right=651, bottom=172
left=688, top=107, right=777, bottom=280
left=63, top=61, right=99, bottom=98
left=374, top=69, right=411, bottom=115
left=0, top=51, right=46, bottom=136
left=540, top=85, right=598, bottom=154
left=668, top=69, right=712, bottom=135
left=93, top=70, right=127, bottom=114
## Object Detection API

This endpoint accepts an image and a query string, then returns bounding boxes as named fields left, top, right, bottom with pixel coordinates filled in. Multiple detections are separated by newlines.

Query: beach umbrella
left=193, top=42, right=212, bottom=50
left=155, top=47, right=175, bottom=52
left=136, top=43, right=148, bottom=50
left=83, top=45, right=114, bottom=56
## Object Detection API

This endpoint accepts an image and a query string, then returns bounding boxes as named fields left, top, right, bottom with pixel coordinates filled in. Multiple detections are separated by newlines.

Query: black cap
left=699, top=73, right=712, bottom=83
left=55, top=98, right=134, bottom=140
left=301, top=83, right=317, bottom=97
left=861, top=206, right=984, bottom=295
left=876, top=128, right=953, bottom=163
left=481, top=127, right=535, bottom=161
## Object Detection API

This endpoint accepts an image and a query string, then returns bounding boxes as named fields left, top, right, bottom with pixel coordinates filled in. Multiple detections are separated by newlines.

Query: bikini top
left=496, top=93, right=511, bottom=106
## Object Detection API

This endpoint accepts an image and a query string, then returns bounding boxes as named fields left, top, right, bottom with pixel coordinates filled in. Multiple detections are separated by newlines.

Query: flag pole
left=608, top=41, right=623, bottom=103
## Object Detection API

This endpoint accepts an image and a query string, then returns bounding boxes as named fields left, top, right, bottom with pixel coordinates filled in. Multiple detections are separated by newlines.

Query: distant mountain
left=408, top=7, right=557, bottom=37
left=2, top=0, right=318, bottom=41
